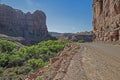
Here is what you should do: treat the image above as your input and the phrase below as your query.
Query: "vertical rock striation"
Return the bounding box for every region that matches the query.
[0,4,50,44]
[93,0,120,42]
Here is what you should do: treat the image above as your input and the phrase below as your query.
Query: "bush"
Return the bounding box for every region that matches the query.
[78,39,85,43]
[36,76,42,80]
[27,59,45,69]
[0,67,4,74]
[0,53,9,67]
[0,40,18,54]
[15,67,31,75]
[8,55,24,67]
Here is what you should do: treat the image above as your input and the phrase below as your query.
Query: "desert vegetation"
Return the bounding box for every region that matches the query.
[78,39,85,43]
[0,40,67,79]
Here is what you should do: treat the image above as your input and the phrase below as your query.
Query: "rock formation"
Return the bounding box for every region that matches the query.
[0,4,52,45]
[93,0,120,42]
[59,32,93,42]
[71,32,93,42]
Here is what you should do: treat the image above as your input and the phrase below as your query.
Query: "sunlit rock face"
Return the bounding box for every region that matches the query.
[93,0,120,42]
[0,4,48,43]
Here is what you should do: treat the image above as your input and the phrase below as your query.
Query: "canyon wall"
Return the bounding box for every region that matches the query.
[0,4,49,44]
[93,0,120,42]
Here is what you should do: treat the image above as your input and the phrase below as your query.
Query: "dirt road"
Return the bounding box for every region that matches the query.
[80,43,120,80]
[58,43,120,80]
[26,43,120,80]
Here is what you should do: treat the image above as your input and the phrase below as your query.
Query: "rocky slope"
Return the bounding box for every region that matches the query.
[93,0,120,42]
[0,34,27,46]
[0,4,52,45]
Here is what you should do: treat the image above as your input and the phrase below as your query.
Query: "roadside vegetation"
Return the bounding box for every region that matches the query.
[0,40,67,80]
[78,39,85,43]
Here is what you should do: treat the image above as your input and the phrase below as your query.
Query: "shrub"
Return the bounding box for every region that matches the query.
[8,55,24,67]
[0,67,4,74]
[0,40,18,53]
[15,67,31,75]
[78,39,85,43]
[27,59,45,69]
[36,76,42,80]
[0,53,9,67]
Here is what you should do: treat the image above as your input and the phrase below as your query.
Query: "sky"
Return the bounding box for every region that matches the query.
[1,0,93,33]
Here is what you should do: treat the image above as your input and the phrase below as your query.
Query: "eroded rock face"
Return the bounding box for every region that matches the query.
[93,0,120,42]
[0,4,49,44]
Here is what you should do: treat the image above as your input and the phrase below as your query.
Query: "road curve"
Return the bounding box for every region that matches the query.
[61,43,120,80]
[25,43,120,80]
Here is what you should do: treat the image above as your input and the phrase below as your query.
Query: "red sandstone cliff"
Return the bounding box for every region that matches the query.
[0,4,50,45]
[93,0,120,42]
